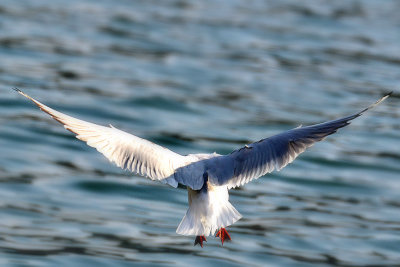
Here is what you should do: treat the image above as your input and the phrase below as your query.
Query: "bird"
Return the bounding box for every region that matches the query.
[14,88,391,247]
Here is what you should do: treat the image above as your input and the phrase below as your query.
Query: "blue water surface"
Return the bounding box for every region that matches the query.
[0,0,399,266]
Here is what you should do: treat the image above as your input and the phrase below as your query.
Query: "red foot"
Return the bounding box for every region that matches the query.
[194,235,207,248]
[216,227,231,246]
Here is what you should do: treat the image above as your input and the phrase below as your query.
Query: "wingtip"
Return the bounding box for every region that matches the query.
[13,87,27,97]
[377,91,393,104]
[357,91,392,116]
[12,87,22,93]
[12,87,36,102]
[385,91,393,97]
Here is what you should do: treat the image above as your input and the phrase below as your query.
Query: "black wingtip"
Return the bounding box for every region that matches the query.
[12,87,21,93]
[385,91,393,97]
[12,88,36,103]
[356,91,392,116]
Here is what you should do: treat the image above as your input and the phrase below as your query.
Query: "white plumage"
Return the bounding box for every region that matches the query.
[176,185,242,236]
[14,88,390,246]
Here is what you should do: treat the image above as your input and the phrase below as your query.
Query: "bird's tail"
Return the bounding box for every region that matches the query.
[176,188,242,236]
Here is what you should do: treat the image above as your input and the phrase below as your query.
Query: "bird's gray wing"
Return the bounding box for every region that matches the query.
[208,93,391,189]
[15,89,194,187]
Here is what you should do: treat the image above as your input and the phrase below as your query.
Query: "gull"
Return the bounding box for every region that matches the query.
[14,88,391,247]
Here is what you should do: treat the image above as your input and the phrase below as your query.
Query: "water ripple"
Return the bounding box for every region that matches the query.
[0,0,399,266]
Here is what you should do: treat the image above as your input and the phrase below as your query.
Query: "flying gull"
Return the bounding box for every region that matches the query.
[14,88,391,247]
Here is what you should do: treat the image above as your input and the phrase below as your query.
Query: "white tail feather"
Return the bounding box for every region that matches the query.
[176,186,242,236]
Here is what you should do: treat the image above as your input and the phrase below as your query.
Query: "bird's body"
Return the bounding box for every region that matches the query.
[14,88,391,247]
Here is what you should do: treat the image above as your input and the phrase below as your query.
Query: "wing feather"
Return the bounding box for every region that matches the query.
[208,93,391,189]
[15,89,192,187]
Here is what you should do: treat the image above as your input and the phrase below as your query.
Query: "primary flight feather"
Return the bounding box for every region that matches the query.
[14,88,391,247]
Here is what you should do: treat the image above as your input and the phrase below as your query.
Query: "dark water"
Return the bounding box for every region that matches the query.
[0,0,399,266]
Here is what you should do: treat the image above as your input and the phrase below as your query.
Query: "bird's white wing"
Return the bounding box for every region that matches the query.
[15,89,192,187]
[207,93,391,189]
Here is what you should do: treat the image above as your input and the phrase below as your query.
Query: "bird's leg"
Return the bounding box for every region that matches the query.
[194,235,207,248]
[216,227,231,246]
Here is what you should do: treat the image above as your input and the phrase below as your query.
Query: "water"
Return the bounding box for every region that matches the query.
[0,0,399,266]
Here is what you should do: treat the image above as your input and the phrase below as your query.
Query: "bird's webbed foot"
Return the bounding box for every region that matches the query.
[194,235,207,248]
[216,227,231,246]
